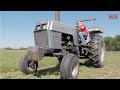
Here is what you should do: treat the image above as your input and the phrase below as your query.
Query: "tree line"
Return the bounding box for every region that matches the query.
[2,47,27,50]
[104,34,120,51]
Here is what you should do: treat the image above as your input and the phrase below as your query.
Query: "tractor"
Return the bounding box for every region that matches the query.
[19,11,106,79]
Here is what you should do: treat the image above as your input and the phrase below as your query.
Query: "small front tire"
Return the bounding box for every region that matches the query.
[60,53,80,79]
[19,55,38,75]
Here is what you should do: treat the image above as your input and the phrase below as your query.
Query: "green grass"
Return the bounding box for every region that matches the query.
[0,50,120,79]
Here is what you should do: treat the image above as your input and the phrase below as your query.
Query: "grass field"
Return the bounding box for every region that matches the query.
[0,49,120,79]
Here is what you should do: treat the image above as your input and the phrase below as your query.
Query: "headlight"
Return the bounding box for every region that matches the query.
[43,24,47,29]
[37,26,40,30]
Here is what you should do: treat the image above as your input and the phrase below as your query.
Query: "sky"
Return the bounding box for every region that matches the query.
[0,11,120,48]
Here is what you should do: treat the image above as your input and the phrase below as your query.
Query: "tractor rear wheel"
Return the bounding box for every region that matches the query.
[60,53,80,79]
[88,35,106,68]
[19,55,38,75]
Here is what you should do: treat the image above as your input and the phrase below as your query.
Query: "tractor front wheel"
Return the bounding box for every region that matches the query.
[60,53,80,79]
[19,55,38,75]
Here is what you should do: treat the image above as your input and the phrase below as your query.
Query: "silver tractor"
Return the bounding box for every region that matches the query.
[19,12,105,79]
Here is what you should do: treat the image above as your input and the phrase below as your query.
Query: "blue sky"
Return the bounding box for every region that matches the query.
[0,11,120,48]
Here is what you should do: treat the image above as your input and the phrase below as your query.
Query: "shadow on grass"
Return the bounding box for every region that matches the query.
[34,64,60,78]
[79,62,93,68]
[34,62,93,78]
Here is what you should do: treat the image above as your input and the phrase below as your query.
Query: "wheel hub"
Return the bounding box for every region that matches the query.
[72,61,79,78]
[28,61,36,70]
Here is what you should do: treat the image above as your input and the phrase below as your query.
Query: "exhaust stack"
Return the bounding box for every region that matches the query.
[55,11,60,22]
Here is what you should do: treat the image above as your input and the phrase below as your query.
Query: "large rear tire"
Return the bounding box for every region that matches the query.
[60,53,80,79]
[88,35,106,68]
[19,55,38,75]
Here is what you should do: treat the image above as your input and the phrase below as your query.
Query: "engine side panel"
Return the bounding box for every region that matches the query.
[51,31,62,49]
[48,20,78,46]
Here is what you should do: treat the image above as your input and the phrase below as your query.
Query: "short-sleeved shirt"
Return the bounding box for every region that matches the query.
[79,24,88,36]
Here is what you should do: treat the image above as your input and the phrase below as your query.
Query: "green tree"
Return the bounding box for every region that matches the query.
[104,35,120,51]
[114,35,120,42]
[104,37,114,51]
[114,35,120,51]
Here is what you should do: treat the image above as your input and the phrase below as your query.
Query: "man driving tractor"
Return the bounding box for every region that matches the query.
[77,20,88,44]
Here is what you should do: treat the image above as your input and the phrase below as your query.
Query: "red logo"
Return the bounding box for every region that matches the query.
[109,14,118,19]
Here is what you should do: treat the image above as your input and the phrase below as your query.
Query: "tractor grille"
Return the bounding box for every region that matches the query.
[34,30,48,48]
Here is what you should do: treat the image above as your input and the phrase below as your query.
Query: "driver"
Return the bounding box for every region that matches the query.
[77,21,88,44]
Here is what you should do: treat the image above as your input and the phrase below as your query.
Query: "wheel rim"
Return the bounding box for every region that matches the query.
[28,61,37,71]
[100,41,105,63]
[72,61,79,78]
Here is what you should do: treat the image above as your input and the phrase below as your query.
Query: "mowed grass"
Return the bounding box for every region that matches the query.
[0,49,120,79]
